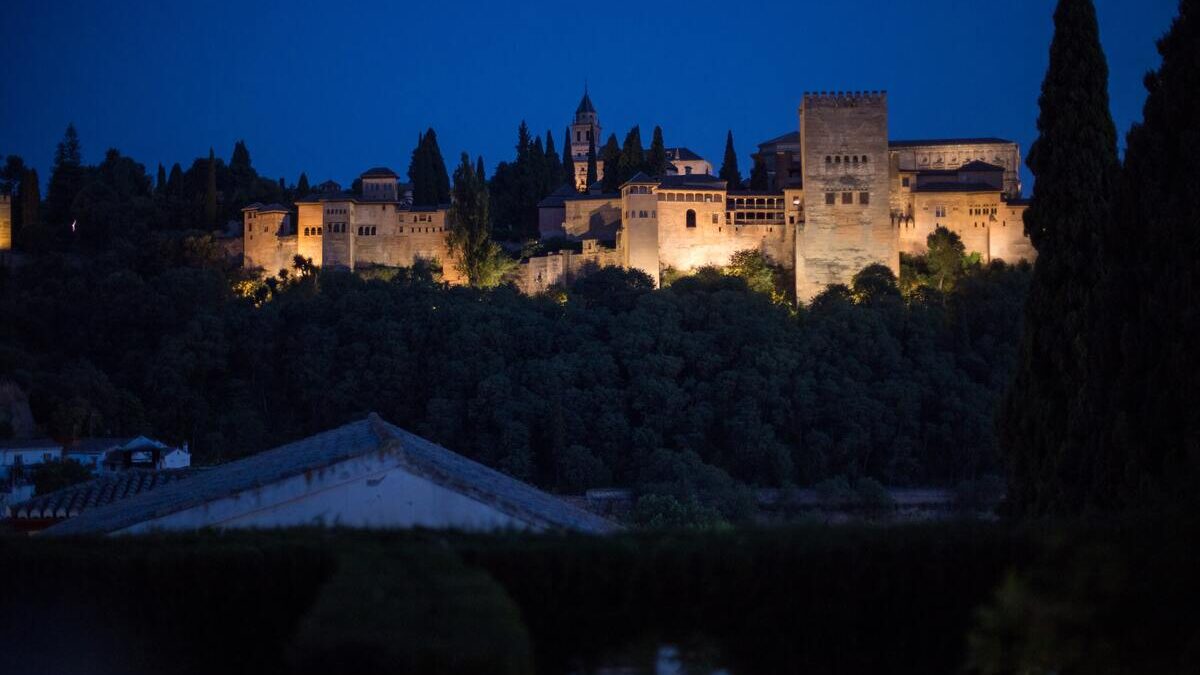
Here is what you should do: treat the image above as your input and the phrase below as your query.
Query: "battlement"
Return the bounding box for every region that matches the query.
[802,90,888,107]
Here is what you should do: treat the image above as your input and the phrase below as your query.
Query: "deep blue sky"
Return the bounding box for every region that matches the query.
[0,0,1179,196]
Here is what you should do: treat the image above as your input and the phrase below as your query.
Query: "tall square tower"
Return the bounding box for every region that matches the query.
[796,91,898,301]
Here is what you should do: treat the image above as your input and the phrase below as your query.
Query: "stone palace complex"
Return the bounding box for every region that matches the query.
[241,90,1035,301]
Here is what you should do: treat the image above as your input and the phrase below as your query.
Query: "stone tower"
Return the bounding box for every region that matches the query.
[796,91,897,301]
[242,203,293,273]
[570,87,603,190]
[0,193,11,251]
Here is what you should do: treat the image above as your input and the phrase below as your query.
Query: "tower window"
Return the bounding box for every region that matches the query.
[686,209,696,228]
[842,192,853,204]
[825,156,831,163]
[825,192,836,205]
[712,213,719,224]
[859,192,870,205]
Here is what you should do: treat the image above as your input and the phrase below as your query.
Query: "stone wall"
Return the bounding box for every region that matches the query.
[243,209,295,274]
[515,240,622,294]
[0,194,11,251]
[904,191,1035,264]
[797,91,897,301]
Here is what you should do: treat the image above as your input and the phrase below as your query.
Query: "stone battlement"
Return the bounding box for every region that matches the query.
[802,90,887,107]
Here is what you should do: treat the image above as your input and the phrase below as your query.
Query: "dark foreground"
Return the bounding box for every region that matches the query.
[1,517,1196,675]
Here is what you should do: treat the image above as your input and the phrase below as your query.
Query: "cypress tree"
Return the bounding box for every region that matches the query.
[424,128,451,205]
[998,0,1120,516]
[448,152,513,288]
[297,172,310,197]
[719,130,743,188]
[1099,0,1200,508]
[545,130,562,189]
[562,127,575,187]
[167,163,183,199]
[476,155,486,182]
[646,126,667,177]
[205,147,218,228]
[599,134,620,192]
[617,126,645,184]
[46,123,84,229]
[156,163,167,196]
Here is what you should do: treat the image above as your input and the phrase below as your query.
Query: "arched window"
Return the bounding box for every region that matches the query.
[357,226,363,235]
[686,209,696,228]
[303,228,309,236]
[835,156,841,164]
[825,156,832,163]
[852,156,859,163]
[370,226,377,235]
[862,155,869,163]
[317,227,322,235]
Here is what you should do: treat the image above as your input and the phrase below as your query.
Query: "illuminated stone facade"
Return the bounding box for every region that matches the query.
[242,167,463,283]
[544,90,1035,302]
[0,194,11,251]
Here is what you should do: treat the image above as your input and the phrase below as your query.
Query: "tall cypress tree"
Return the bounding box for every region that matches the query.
[46,123,84,229]
[617,126,645,184]
[476,155,486,182]
[599,134,620,192]
[1098,0,1200,509]
[155,163,167,197]
[545,130,562,189]
[719,130,743,188]
[167,163,183,199]
[424,128,451,205]
[562,127,575,187]
[296,172,310,197]
[998,0,1120,516]
[646,126,667,177]
[204,147,218,228]
[447,152,513,288]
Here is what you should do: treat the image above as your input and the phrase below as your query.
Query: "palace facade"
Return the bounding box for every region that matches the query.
[243,89,1035,301]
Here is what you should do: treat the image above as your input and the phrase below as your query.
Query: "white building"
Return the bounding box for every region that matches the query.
[46,414,616,536]
[64,436,190,473]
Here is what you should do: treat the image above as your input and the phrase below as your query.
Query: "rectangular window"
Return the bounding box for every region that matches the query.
[859,192,870,205]
[902,177,910,187]
[712,213,718,224]
[842,192,853,205]
[825,192,836,205]
[935,206,947,217]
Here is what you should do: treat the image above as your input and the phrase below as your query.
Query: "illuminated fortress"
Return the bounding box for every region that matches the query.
[243,90,1035,301]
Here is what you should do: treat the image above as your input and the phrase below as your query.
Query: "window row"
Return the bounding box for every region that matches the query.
[626,185,653,195]
[358,226,378,236]
[728,197,784,209]
[826,155,869,164]
[303,227,324,236]
[970,207,998,216]
[658,192,718,202]
[823,192,871,205]
[326,208,348,215]
[625,210,656,219]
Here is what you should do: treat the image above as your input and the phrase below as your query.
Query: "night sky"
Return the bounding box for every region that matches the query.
[0,0,1180,195]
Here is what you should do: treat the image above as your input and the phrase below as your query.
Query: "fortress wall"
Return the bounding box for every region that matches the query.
[243,211,295,273]
[296,203,324,265]
[798,91,896,301]
[563,197,621,240]
[0,195,11,251]
[622,188,661,286]
[989,204,1035,264]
